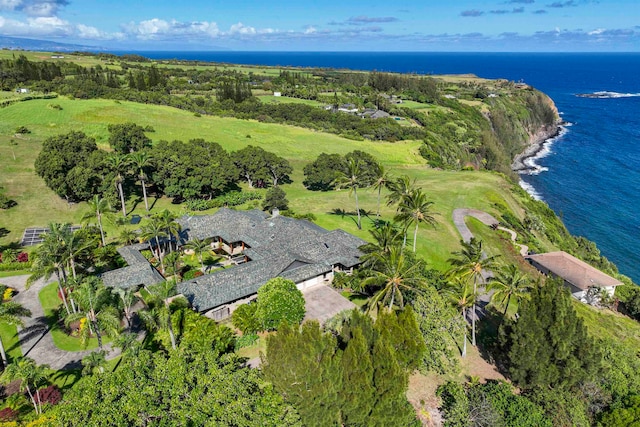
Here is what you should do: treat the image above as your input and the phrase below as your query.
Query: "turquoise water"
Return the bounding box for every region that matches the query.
[130,51,640,281]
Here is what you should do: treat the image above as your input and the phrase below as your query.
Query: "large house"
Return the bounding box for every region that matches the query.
[525,251,622,303]
[102,208,365,320]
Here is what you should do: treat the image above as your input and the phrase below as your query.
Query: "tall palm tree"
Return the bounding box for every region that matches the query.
[113,287,138,331]
[362,246,425,312]
[184,238,210,271]
[386,174,416,207]
[64,277,121,349]
[105,153,130,217]
[372,164,392,218]
[140,219,168,274]
[139,281,185,350]
[156,210,181,253]
[487,264,532,317]
[395,189,437,252]
[82,195,113,247]
[448,238,500,346]
[0,300,31,368]
[443,275,476,357]
[2,357,49,415]
[28,234,71,316]
[118,228,138,246]
[336,158,365,230]
[129,151,153,212]
[61,226,95,280]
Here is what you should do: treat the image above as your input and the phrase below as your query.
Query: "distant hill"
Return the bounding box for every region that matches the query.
[0,36,104,52]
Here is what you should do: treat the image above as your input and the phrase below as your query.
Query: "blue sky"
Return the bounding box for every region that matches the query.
[0,0,638,51]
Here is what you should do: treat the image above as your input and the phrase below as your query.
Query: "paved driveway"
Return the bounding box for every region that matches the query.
[302,284,356,324]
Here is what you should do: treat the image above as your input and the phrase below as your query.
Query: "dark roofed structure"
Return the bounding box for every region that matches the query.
[102,209,365,316]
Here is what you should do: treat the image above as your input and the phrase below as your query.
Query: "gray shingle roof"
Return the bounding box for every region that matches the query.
[101,243,164,289]
[103,208,365,312]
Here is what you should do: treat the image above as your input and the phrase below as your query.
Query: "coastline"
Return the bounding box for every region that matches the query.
[511,122,564,174]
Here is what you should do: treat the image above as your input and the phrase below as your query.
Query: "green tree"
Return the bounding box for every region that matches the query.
[262,186,289,212]
[335,158,366,230]
[113,287,138,331]
[81,350,107,376]
[448,238,500,346]
[262,321,342,427]
[139,281,185,350]
[155,209,181,253]
[231,145,272,188]
[341,328,374,426]
[487,264,532,317]
[231,303,261,334]
[386,174,416,207]
[255,278,305,331]
[65,277,121,349]
[372,164,392,217]
[184,238,210,271]
[108,122,151,154]
[303,153,346,191]
[362,246,425,312]
[2,357,49,415]
[598,394,640,427]
[395,188,437,252]
[443,275,476,357]
[104,153,130,217]
[504,279,600,391]
[128,150,153,212]
[140,218,168,274]
[82,195,113,247]
[0,299,31,367]
[264,150,293,186]
[359,221,403,262]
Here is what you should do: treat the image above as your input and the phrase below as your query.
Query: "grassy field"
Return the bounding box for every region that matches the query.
[575,301,640,347]
[257,95,324,107]
[0,96,531,270]
[0,322,22,362]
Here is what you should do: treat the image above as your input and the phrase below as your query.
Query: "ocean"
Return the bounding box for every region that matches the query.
[134,51,640,282]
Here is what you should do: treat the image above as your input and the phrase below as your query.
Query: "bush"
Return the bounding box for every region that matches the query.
[15,126,30,134]
[234,333,259,350]
[0,407,18,422]
[185,191,263,211]
[262,187,288,211]
[16,252,28,263]
[0,261,33,271]
[182,269,204,281]
[255,278,305,331]
[38,384,62,406]
[232,303,261,334]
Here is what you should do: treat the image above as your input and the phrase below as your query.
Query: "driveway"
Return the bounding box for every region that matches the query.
[302,284,356,324]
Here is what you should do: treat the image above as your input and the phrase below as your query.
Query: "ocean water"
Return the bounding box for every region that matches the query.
[133,51,640,282]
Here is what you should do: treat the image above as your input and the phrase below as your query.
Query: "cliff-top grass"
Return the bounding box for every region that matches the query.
[0,96,532,269]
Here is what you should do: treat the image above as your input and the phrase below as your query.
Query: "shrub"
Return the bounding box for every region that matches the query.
[0,407,18,422]
[16,252,28,263]
[0,261,33,271]
[234,333,259,350]
[38,384,62,406]
[185,191,263,211]
[15,126,30,134]
[232,303,261,334]
[255,278,305,330]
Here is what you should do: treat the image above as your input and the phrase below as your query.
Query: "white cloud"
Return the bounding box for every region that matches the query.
[229,22,256,35]
[122,18,221,40]
[0,14,123,39]
[0,0,69,17]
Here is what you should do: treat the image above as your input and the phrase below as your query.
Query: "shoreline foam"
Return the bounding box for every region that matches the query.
[512,121,567,175]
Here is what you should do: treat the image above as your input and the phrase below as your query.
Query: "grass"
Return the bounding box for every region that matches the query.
[341,291,369,307]
[236,334,267,360]
[574,301,640,347]
[0,96,531,270]
[0,322,22,362]
[257,95,324,107]
[38,282,107,352]
[0,270,31,278]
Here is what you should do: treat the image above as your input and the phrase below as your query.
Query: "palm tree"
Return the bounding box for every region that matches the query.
[0,300,31,368]
[82,195,113,247]
[113,287,138,331]
[140,219,168,274]
[129,151,153,212]
[448,238,500,346]
[362,246,425,312]
[487,264,532,317]
[156,210,181,253]
[336,158,365,230]
[386,174,416,207]
[105,153,130,217]
[372,164,392,218]
[118,228,138,246]
[61,226,95,280]
[64,277,121,349]
[443,276,476,357]
[81,350,107,376]
[28,233,71,316]
[184,238,210,271]
[139,281,185,350]
[395,189,437,252]
[2,357,49,415]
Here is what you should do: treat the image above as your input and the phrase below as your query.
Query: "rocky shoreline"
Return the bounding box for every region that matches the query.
[511,122,564,173]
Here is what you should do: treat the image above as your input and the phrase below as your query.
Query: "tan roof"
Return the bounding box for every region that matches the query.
[526,251,622,291]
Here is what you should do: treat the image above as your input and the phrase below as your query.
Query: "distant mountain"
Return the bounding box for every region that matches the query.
[0,36,104,52]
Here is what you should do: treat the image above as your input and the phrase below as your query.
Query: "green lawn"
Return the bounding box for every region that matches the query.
[257,95,324,107]
[341,291,369,308]
[0,270,31,278]
[0,97,532,270]
[574,301,640,347]
[0,321,22,362]
[38,282,107,351]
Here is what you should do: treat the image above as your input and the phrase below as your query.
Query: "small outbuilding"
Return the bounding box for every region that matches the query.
[525,251,622,303]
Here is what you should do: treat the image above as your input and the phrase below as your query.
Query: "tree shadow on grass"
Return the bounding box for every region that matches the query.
[328,208,375,228]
